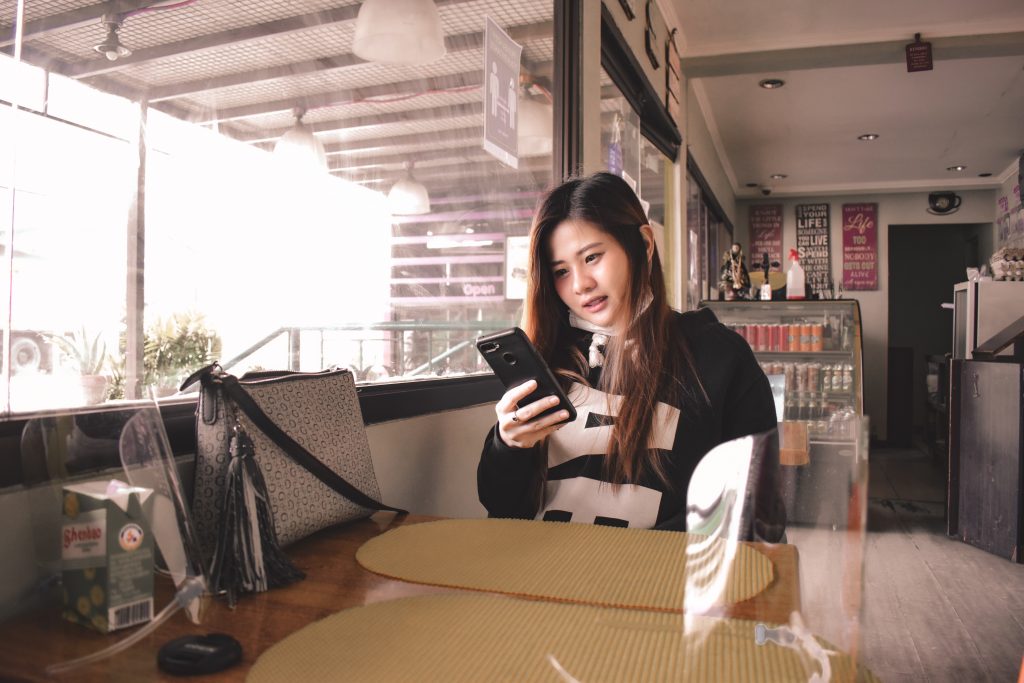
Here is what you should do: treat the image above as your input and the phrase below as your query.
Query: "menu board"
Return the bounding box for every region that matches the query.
[749,204,783,272]
[842,203,878,290]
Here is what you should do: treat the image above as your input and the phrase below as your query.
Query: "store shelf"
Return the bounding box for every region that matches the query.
[754,350,854,359]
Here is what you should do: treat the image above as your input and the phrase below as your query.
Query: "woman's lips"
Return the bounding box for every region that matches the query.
[583,296,607,312]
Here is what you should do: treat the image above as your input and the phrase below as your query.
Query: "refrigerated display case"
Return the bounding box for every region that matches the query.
[699,299,865,527]
[699,300,863,421]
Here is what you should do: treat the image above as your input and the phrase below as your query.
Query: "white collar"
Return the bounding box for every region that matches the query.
[568,311,614,367]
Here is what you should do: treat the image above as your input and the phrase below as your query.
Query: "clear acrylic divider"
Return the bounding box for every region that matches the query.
[676,414,871,681]
[16,406,210,674]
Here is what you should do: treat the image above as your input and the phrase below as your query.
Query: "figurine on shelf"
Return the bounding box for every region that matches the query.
[718,242,752,300]
[759,251,780,300]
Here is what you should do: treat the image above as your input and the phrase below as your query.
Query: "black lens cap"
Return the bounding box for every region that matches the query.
[157,633,243,676]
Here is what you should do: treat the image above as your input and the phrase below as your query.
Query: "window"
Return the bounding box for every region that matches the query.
[1,1,557,415]
[686,162,733,306]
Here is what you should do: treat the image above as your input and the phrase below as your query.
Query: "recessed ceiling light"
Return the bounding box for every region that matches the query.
[978,172,992,177]
[769,174,787,180]
[946,165,967,172]
[745,182,759,188]
[857,133,879,141]
[759,78,785,89]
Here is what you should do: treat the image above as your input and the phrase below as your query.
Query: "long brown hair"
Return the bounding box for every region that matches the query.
[522,172,705,487]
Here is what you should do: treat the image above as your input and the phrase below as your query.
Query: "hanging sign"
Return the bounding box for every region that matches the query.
[795,203,831,294]
[905,34,933,73]
[749,204,783,272]
[482,17,523,169]
[842,203,878,290]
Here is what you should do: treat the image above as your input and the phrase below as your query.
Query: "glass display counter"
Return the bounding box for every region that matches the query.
[701,300,866,529]
[699,300,864,426]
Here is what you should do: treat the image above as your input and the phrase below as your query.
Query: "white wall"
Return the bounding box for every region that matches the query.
[684,82,738,228]
[735,189,996,441]
[367,404,493,519]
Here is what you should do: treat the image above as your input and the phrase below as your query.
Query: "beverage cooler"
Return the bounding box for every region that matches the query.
[699,300,865,526]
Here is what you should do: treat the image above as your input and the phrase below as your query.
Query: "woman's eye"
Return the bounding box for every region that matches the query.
[553,268,568,279]
[584,253,602,264]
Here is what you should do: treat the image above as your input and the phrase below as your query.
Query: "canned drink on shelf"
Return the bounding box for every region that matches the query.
[745,324,757,348]
[811,323,824,352]
[784,363,796,392]
[796,363,808,392]
[757,324,770,352]
[787,324,800,351]
[769,324,783,351]
[807,362,820,392]
[800,323,813,352]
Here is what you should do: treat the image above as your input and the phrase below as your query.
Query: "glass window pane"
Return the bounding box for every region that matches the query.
[0,53,46,113]
[4,1,556,412]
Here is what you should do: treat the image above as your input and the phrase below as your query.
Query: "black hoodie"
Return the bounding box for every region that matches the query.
[477,307,782,534]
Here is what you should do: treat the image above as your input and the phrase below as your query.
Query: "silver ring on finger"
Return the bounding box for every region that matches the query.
[511,408,520,423]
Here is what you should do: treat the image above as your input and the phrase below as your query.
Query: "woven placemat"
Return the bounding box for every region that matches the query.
[355,518,773,611]
[248,594,877,682]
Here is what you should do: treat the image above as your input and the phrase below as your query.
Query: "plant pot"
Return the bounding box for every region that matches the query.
[79,375,109,405]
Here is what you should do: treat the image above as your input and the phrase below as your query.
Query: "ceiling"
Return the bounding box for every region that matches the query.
[4,0,1023,205]
[2,0,558,205]
[667,0,1024,198]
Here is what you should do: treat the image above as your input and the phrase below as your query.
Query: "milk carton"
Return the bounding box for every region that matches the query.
[61,480,155,633]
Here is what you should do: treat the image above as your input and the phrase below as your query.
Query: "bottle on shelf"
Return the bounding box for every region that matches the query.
[786,248,806,300]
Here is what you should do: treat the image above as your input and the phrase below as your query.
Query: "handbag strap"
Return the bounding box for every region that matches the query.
[217,373,407,515]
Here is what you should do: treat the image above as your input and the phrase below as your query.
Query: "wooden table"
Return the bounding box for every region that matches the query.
[0,514,800,682]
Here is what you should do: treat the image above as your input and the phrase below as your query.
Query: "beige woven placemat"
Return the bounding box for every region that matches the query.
[355,518,773,611]
[248,594,878,683]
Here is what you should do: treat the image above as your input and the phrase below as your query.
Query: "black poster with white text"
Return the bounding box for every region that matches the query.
[795,204,831,295]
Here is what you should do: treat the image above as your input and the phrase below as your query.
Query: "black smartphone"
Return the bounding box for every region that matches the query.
[476,327,577,423]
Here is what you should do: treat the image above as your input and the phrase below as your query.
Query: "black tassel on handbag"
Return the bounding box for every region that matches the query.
[209,421,305,607]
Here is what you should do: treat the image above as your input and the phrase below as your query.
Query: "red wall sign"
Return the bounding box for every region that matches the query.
[842,203,878,290]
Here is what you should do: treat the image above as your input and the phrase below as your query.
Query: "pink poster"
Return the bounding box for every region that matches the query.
[749,204,783,272]
[842,203,878,290]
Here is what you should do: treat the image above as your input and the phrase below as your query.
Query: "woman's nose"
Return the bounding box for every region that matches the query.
[573,270,595,293]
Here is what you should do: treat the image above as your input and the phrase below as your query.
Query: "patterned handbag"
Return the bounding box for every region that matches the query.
[185,365,405,604]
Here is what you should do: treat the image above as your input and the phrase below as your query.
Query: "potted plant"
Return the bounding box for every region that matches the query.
[46,329,109,404]
[108,311,222,399]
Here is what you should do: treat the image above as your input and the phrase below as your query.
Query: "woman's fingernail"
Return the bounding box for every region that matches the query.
[549,396,559,405]
[560,411,569,418]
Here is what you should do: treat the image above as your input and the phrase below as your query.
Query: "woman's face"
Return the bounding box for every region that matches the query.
[547,219,634,333]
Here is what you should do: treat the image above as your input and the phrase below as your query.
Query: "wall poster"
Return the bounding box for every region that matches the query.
[795,203,831,295]
[842,203,878,290]
[748,204,783,272]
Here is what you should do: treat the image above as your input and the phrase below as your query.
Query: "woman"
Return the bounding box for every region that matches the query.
[477,172,784,539]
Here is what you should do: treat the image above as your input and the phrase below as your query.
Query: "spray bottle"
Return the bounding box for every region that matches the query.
[786,248,806,300]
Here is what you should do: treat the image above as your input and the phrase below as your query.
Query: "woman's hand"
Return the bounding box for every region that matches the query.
[496,379,571,449]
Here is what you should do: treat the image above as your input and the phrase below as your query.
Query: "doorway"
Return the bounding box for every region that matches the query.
[887,224,982,447]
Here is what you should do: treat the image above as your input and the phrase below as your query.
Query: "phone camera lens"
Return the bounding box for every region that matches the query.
[502,352,517,365]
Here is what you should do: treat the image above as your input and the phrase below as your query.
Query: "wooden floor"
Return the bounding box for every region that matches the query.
[860,445,1024,682]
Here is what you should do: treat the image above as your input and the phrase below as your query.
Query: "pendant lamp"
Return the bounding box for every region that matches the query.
[388,163,431,215]
[274,109,328,172]
[93,14,132,61]
[352,0,447,65]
